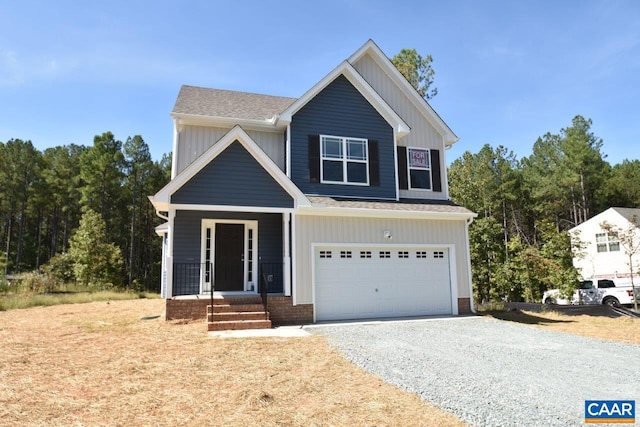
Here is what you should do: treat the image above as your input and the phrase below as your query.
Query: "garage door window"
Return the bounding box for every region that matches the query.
[434,251,444,258]
[379,251,390,258]
[416,251,427,258]
[340,251,353,258]
[319,250,332,258]
[360,251,372,258]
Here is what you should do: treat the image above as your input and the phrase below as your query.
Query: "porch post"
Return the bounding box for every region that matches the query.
[283,212,291,296]
[166,209,175,298]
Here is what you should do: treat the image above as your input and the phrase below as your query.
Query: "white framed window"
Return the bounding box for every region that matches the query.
[596,233,620,252]
[320,135,369,185]
[407,147,431,190]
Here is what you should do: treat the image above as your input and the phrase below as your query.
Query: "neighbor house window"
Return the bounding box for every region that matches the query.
[320,135,369,185]
[407,148,431,190]
[596,233,620,252]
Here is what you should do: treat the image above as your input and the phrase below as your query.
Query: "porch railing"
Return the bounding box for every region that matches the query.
[172,263,212,297]
[259,263,283,294]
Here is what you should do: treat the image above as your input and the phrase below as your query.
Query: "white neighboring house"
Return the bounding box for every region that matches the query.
[570,207,640,280]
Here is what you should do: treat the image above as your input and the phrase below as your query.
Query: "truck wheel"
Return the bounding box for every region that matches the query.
[544,297,555,305]
[603,297,620,307]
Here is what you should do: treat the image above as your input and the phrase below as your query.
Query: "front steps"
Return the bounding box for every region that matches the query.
[207,296,271,331]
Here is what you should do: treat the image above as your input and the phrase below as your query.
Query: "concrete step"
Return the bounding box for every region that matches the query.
[207,319,272,331]
[208,311,269,322]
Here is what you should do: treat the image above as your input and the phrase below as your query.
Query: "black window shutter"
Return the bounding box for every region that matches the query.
[368,140,379,186]
[431,149,442,192]
[308,135,320,183]
[397,146,408,190]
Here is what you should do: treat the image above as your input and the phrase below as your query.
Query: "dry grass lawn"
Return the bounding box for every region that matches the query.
[0,299,465,427]
[485,309,640,344]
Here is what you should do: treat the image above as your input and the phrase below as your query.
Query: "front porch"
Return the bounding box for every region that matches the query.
[165,262,313,329]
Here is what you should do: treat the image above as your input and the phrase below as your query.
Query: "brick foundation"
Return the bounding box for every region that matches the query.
[165,296,313,324]
[166,298,210,321]
[267,296,313,325]
[457,297,472,314]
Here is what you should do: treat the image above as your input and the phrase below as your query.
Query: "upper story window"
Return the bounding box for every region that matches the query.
[595,232,620,252]
[407,148,431,190]
[320,135,369,185]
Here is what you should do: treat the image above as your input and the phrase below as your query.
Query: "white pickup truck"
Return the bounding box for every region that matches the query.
[542,278,638,307]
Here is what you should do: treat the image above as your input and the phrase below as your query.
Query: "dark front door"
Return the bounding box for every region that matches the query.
[214,223,245,291]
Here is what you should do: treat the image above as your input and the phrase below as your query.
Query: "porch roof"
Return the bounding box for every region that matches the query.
[303,196,476,219]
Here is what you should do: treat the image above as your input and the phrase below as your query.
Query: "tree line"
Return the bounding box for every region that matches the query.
[449,115,640,303]
[0,132,170,290]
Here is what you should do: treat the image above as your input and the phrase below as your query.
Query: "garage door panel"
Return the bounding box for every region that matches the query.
[315,247,452,321]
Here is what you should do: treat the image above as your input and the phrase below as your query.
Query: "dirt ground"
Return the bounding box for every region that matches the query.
[0,299,465,427]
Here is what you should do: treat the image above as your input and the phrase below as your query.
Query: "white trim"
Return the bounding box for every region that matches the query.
[277,61,410,138]
[171,118,179,179]
[201,219,259,293]
[286,123,292,177]
[297,205,476,221]
[283,213,291,297]
[291,213,297,306]
[310,242,458,322]
[170,204,295,214]
[166,209,176,298]
[406,147,433,191]
[150,125,310,212]
[347,40,458,146]
[393,128,400,201]
[320,135,370,186]
[465,217,476,313]
[171,112,283,132]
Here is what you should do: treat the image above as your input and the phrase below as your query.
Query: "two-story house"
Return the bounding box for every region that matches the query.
[149,40,476,329]
[570,207,640,280]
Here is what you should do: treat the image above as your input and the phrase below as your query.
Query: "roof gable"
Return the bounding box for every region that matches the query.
[278,60,410,138]
[348,40,458,146]
[150,126,309,211]
[571,207,640,233]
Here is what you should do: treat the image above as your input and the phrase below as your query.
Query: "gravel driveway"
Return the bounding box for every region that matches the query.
[309,317,640,426]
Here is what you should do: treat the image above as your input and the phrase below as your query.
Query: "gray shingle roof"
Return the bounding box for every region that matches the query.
[306,196,475,215]
[612,207,640,225]
[172,85,297,121]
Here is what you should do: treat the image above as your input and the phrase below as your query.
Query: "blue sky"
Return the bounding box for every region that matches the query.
[1,0,638,166]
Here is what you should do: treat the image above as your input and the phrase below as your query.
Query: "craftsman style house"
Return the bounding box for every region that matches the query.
[149,40,476,329]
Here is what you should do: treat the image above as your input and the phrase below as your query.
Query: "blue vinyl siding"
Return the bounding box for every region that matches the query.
[290,75,395,199]
[173,210,282,264]
[171,141,293,208]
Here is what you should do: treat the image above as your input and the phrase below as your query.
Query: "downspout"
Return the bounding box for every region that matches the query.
[465,216,476,313]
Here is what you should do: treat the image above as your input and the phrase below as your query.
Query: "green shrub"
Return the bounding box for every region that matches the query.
[15,271,57,294]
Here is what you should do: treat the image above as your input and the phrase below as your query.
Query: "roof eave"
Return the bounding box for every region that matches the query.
[297,204,477,220]
[171,112,285,131]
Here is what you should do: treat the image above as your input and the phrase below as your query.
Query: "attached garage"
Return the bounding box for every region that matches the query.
[313,245,454,321]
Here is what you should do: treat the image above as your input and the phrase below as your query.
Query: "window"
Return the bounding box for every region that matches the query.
[379,251,390,258]
[596,233,620,252]
[434,251,444,259]
[319,251,332,258]
[340,251,352,258]
[416,251,427,258]
[398,251,409,258]
[407,148,431,190]
[320,135,369,185]
[360,251,372,258]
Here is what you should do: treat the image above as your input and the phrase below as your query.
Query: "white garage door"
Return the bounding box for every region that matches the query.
[314,246,452,321]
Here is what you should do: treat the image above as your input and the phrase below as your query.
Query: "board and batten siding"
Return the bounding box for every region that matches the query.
[352,54,449,200]
[175,125,285,174]
[173,210,283,264]
[171,141,293,208]
[290,75,396,199]
[293,215,471,304]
